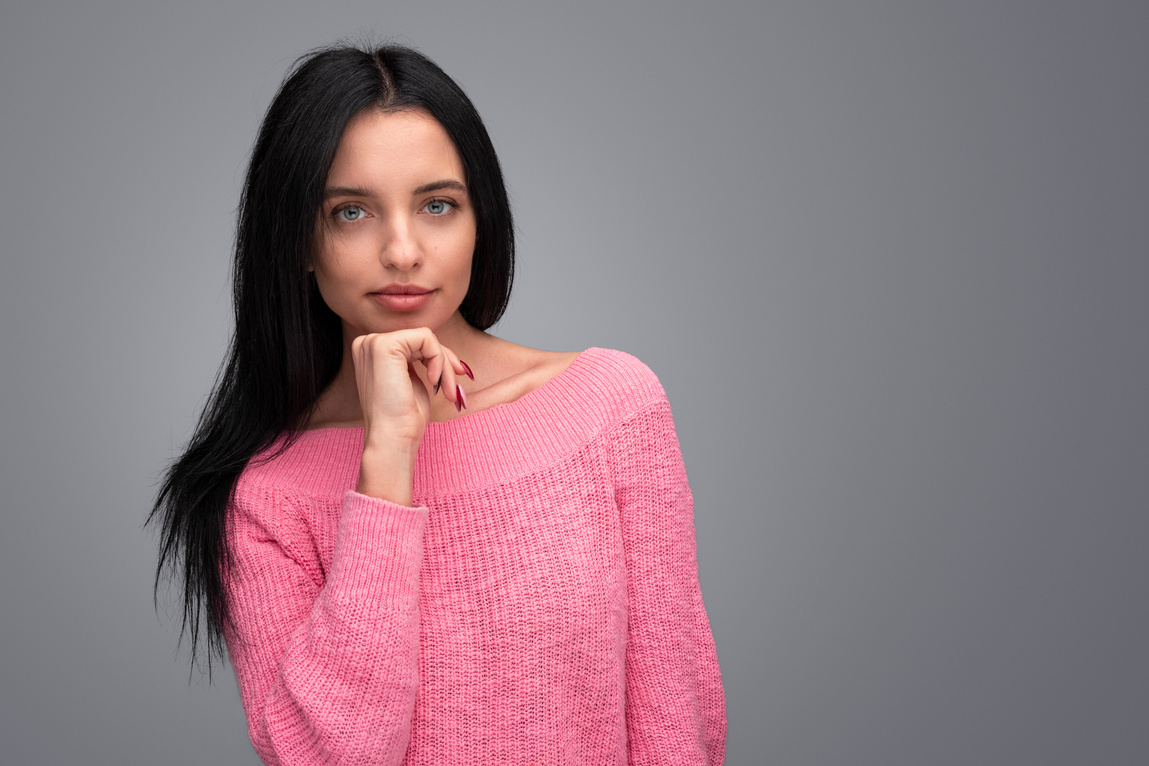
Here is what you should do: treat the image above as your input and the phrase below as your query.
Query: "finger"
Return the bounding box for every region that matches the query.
[422,351,444,396]
[435,346,469,408]
[365,328,464,407]
[437,350,460,405]
[403,329,456,402]
[438,346,474,382]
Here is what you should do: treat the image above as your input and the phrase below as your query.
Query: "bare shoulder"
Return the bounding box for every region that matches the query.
[464,339,582,413]
[521,346,583,380]
[477,336,580,380]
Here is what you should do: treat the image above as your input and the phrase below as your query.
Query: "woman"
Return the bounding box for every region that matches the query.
[152,43,725,765]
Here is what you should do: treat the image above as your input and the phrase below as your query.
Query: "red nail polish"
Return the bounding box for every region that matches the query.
[460,360,475,381]
[455,384,467,411]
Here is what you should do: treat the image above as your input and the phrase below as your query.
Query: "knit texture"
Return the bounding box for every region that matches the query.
[224,348,726,765]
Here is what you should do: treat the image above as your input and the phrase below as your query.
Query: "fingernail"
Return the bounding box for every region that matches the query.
[460,360,475,381]
[455,384,468,411]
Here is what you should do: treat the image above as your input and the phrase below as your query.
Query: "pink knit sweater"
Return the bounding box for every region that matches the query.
[224,348,726,765]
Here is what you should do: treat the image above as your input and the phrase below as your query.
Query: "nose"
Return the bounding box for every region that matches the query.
[381,216,422,271]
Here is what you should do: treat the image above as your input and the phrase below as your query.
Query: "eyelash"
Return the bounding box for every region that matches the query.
[329,198,457,223]
[332,204,366,223]
[422,198,456,216]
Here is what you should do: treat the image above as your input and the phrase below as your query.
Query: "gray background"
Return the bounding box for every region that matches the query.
[1,1,1146,764]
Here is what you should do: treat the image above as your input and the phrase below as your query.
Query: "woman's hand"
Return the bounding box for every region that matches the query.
[351,327,467,504]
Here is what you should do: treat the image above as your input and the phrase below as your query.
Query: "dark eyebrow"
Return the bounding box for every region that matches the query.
[324,186,372,200]
[412,179,468,195]
[323,180,468,200]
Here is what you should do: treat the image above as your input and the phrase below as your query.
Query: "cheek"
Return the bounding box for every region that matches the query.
[452,244,475,295]
[453,221,478,285]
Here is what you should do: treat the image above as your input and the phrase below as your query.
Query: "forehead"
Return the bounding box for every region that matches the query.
[326,108,465,187]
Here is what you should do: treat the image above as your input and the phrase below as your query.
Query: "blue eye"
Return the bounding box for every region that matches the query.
[335,205,365,222]
[425,199,451,215]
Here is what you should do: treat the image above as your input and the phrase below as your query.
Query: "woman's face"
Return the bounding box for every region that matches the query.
[312,108,476,341]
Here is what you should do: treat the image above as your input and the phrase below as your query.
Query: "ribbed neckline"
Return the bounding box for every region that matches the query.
[283,347,633,496]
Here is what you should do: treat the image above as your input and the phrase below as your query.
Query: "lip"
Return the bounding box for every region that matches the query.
[370,284,434,311]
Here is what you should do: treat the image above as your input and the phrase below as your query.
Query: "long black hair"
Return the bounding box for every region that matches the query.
[149,43,514,669]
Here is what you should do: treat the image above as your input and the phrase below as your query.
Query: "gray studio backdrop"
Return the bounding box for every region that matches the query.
[2,1,1146,764]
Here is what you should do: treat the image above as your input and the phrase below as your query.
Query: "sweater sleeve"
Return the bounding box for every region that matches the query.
[223,488,426,765]
[610,396,727,765]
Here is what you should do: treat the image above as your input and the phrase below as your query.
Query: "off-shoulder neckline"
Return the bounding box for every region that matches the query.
[295,347,598,437]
